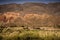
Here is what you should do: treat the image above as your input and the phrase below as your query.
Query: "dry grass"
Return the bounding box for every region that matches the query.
[0,27,60,40]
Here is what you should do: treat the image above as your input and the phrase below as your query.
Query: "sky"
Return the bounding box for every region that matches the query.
[0,0,60,4]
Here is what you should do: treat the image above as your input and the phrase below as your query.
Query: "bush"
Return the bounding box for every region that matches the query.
[56,24,60,28]
[3,31,20,40]
[1,30,60,40]
[19,31,43,40]
[43,34,60,40]
[0,35,3,40]
[0,21,4,33]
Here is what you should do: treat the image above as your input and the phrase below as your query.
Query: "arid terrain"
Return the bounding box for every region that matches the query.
[0,2,60,40]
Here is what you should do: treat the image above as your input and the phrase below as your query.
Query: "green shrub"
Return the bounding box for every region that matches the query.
[0,21,5,33]
[1,30,60,40]
[3,31,20,40]
[43,34,60,40]
[56,24,60,28]
[0,35,3,40]
[19,31,43,40]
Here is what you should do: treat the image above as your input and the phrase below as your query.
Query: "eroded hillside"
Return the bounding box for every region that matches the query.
[0,2,60,29]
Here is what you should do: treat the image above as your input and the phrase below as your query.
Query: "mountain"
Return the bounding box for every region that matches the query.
[0,3,23,13]
[0,2,60,15]
[0,2,60,28]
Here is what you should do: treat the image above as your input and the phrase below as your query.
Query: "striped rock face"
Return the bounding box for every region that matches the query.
[0,14,7,22]
[3,12,21,23]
